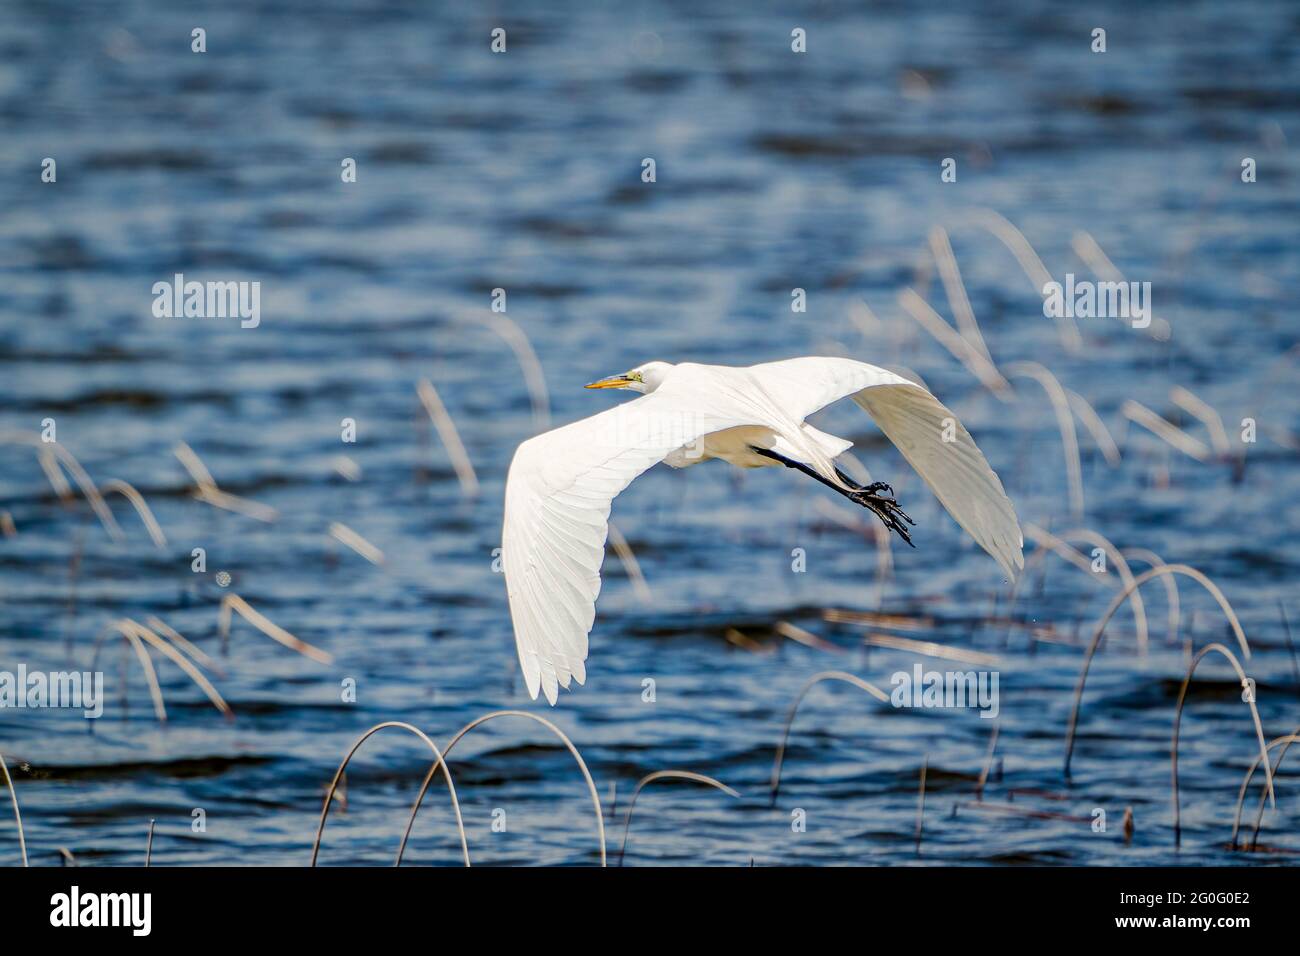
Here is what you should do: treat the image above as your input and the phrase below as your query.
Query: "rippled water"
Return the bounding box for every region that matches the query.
[0,0,1297,866]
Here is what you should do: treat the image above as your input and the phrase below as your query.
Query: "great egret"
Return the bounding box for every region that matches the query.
[503,357,1022,704]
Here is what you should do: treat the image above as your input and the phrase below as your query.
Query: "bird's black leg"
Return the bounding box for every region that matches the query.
[752,447,916,547]
[835,469,893,499]
[752,447,852,497]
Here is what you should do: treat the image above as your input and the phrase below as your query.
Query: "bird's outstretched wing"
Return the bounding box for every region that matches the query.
[503,389,754,704]
[749,356,1023,579]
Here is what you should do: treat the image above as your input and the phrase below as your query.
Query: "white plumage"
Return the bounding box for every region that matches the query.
[502,357,1022,704]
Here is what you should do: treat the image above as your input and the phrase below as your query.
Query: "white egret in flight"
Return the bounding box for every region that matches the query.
[503,357,1022,704]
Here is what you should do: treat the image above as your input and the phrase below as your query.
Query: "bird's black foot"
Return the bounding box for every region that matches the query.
[830,467,915,545]
[851,487,916,547]
[749,447,919,547]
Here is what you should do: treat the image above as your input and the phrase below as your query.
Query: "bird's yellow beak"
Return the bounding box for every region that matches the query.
[584,374,634,390]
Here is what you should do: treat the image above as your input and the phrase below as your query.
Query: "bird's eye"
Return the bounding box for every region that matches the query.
[629,371,644,383]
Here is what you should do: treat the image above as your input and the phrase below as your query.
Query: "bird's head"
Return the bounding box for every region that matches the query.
[584,361,673,394]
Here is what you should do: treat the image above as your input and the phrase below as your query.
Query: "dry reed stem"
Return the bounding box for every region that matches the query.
[929,226,995,364]
[1171,643,1274,846]
[915,754,928,854]
[416,379,480,498]
[1070,232,1171,340]
[331,455,361,481]
[769,671,889,802]
[0,753,27,866]
[1121,400,1213,463]
[1247,741,1295,848]
[1003,362,1085,517]
[1229,731,1300,850]
[99,479,167,548]
[970,209,1083,351]
[860,632,999,667]
[0,431,123,541]
[121,620,230,717]
[194,486,279,522]
[775,621,843,653]
[396,710,607,867]
[172,441,217,490]
[1170,386,1231,456]
[116,622,167,721]
[49,449,122,538]
[145,819,154,866]
[823,609,933,632]
[1265,426,1300,452]
[1064,390,1121,466]
[724,628,773,654]
[1120,548,1180,645]
[484,313,551,430]
[327,521,386,566]
[846,298,885,345]
[1064,565,1255,778]
[971,210,1053,288]
[219,594,333,664]
[38,447,73,500]
[1025,525,1149,655]
[0,511,16,538]
[173,441,278,522]
[311,721,469,867]
[145,615,222,674]
[898,289,1012,399]
[616,770,740,866]
[606,521,652,604]
[976,724,1000,800]
[1023,528,1096,576]
[1123,548,1185,647]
